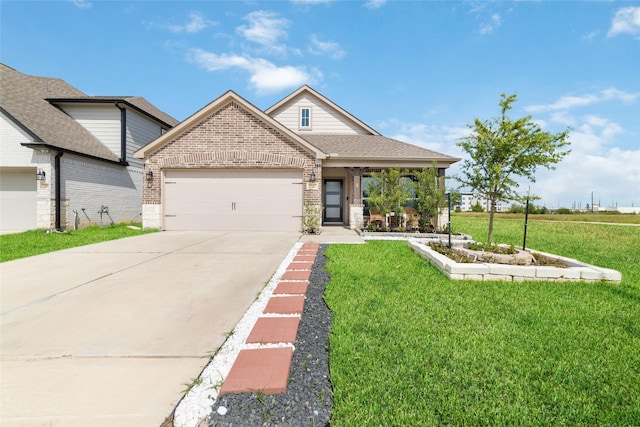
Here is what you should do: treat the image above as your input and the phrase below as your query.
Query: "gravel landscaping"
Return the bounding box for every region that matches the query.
[207,244,332,426]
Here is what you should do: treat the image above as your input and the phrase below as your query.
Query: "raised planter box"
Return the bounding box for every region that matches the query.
[409,240,622,283]
[358,230,472,242]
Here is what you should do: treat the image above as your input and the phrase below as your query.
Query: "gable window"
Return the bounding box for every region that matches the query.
[299,107,311,129]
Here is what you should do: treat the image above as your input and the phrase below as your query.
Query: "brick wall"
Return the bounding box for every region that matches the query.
[143,101,320,207]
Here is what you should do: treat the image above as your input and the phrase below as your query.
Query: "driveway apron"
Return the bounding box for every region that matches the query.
[0,231,300,427]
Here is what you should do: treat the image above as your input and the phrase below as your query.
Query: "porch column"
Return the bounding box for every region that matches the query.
[349,168,364,229]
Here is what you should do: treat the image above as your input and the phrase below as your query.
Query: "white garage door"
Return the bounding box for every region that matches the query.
[0,169,37,233]
[164,169,303,231]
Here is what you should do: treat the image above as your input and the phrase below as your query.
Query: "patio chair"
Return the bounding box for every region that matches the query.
[404,207,421,232]
[368,210,385,229]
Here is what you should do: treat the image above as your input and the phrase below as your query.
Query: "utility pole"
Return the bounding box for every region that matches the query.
[591,191,594,213]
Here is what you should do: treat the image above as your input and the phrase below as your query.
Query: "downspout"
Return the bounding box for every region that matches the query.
[114,101,127,162]
[55,151,64,231]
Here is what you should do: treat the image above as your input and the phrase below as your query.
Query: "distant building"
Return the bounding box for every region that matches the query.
[455,192,508,212]
[593,204,640,214]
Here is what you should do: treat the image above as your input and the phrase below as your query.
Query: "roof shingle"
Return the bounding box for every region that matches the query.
[0,64,178,162]
[1,64,121,162]
[301,134,460,162]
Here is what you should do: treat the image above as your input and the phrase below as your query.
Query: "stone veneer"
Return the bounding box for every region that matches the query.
[409,240,622,283]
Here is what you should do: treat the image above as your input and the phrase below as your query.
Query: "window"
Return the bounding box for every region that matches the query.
[361,174,416,216]
[300,107,311,129]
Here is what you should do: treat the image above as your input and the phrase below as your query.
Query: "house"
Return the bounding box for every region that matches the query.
[134,85,460,231]
[0,64,178,233]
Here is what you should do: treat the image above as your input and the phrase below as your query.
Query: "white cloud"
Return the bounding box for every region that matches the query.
[169,11,217,34]
[309,34,345,59]
[188,50,251,71]
[582,31,599,41]
[600,88,639,103]
[532,147,640,208]
[386,120,470,159]
[70,0,91,8]
[364,0,387,9]
[188,48,317,94]
[479,13,501,35]
[550,111,575,126]
[608,6,640,37]
[526,88,639,113]
[383,108,639,207]
[237,11,289,46]
[583,114,624,139]
[521,109,637,207]
[249,60,316,93]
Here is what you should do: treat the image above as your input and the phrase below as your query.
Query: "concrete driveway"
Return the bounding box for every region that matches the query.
[0,231,300,427]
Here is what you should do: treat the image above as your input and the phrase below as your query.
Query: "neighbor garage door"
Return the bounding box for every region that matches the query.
[0,169,37,233]
[163,169,303,231]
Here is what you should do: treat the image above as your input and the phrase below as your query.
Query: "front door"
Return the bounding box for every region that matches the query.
[323,179,343,223]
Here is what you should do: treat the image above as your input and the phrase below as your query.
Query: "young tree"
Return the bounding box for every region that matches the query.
[413,162,447,230]
[457,93,570,244]
[367,168,411,220]
[471,201,485,212]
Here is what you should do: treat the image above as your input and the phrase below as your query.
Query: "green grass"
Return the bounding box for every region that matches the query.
[453,211,640,225]
[0,224,157,262]
[325,218,640,426]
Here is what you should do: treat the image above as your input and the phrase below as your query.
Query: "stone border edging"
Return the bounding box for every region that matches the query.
[408,240,622,283]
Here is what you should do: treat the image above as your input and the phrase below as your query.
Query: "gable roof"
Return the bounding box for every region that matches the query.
[302,134,459,161]
[0,63,121,162]
[47,96,178,128]
[265,85,380,136]
[134,90,325,160]
[0,64,178,163]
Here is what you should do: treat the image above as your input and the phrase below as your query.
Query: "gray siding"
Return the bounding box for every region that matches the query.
[61,104,121,157]
[126,109,163,167]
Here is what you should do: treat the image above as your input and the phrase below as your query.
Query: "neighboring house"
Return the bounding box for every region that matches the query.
[134,85,460,232]
[0,64,178,233]
[455,192,508,212]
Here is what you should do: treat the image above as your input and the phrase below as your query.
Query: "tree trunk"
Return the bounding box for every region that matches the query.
[487,198,496,245]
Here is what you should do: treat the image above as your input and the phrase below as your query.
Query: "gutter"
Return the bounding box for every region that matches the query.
[55,150,64,231]
[46,98,176,129]
[22,143,127,166]
[114,101,127,163]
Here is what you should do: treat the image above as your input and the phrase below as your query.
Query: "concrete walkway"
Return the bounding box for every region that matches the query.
[0,231,299,427]
[299,226,364,244]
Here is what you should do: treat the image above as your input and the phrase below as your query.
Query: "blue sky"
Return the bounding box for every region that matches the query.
[2,0,639,208]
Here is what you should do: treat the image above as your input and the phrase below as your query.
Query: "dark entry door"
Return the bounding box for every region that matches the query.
[324,179,343,223]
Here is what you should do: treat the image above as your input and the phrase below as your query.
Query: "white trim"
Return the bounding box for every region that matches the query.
[134,91,325,160]
[299,106,312,130]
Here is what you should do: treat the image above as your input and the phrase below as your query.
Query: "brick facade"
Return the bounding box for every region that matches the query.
[143,101,321,208]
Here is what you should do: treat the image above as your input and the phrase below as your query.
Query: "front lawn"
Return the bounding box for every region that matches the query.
[325,219,640,426]
[0,224,157,262]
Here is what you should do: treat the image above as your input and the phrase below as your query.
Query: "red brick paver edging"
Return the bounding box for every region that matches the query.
[220,243,318,395]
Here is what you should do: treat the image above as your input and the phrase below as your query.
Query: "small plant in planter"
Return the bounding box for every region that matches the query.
[467,241,517,255]
[303,204,322,234]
